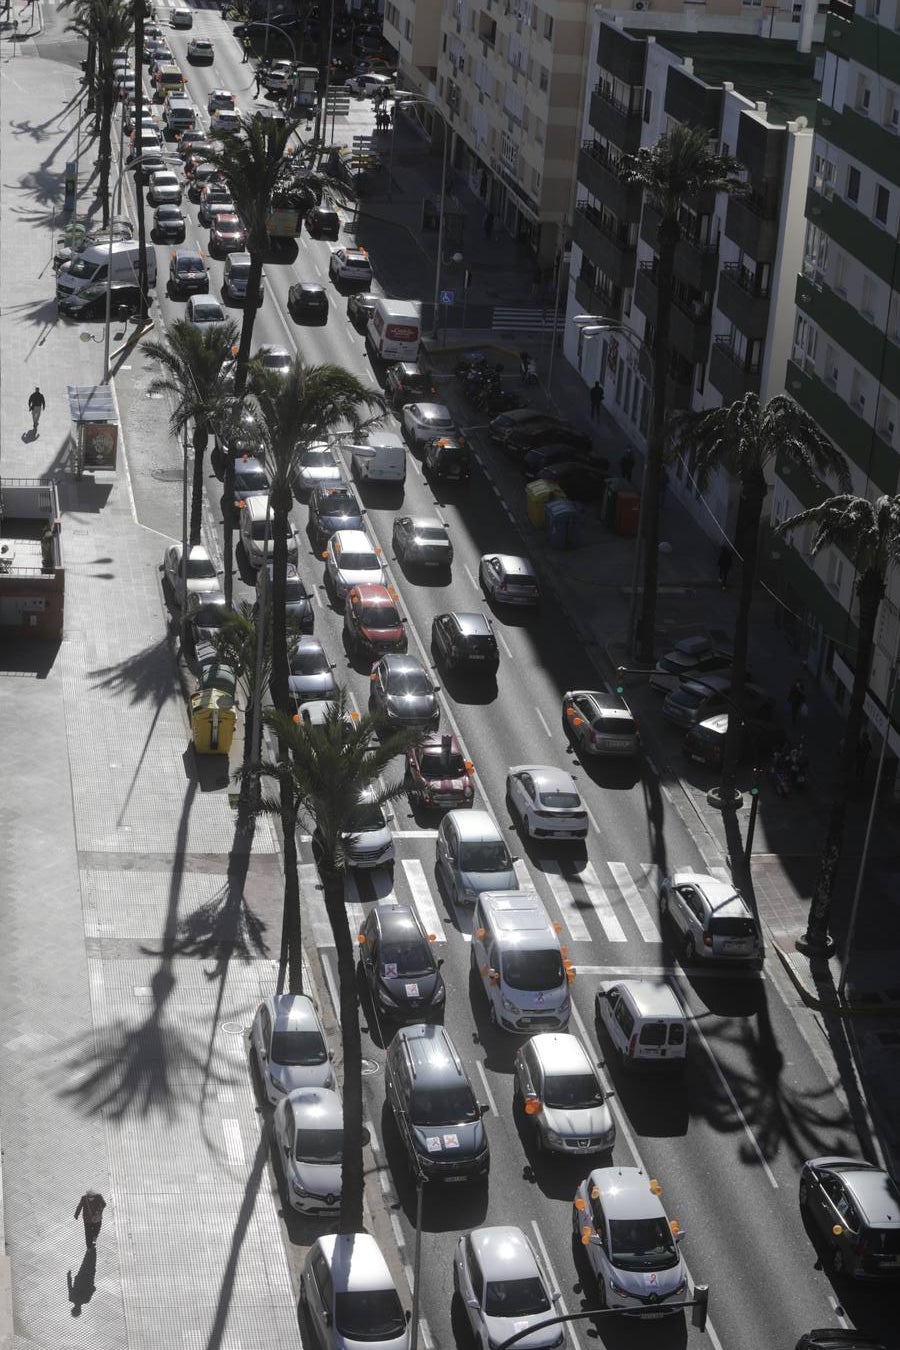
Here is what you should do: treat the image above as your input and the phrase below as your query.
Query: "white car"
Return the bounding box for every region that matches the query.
[210,107,241,135]
[162,543,219,601]
[572,1166,687,1314]
[659,870,764,963]
[250,993,334,1106]
[323,528,385,604]
[147,170,182,206]
[328,246,373,286]
[340,787,394,869]
[296,442,342,495]
[505,765,589,841]
[273,1087,343,1215]
[513,1032,615,1156]
[185,295,227,332]
[401,402,456,449]
[454,1227,562,1350]
[207,88,235,113]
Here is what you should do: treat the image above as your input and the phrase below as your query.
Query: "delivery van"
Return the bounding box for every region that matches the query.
[56,241,157,300]
[350,430,406,485]
[471,889,572,1034]
[366,298,422,363]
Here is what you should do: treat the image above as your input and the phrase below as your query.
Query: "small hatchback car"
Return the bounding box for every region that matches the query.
[300,1234,410,1350]
[405,732,474,811]
[273,1087,343,1215]
[562,689,639,758]
[479,553,540,606]
[454,1227,563,1350]
[659,871,764,964]
[799,1158,900,1279]
[343,583,407,661]
[431,611,499,677]
[358,902,445,1022]
[250,993,334,1105]
[369,654,440,730]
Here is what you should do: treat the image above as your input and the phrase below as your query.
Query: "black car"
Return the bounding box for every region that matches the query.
[358,903,445,1022]
[306,203,340,239]
[423,436,471,482]
[542,460,608,502]
[489,409,567,446]
[308,481,365,550]
[255,563,315,634]
[683,711,784,768]
[799,1156,900,1279]
[288,281,329,324]
[152,203,187,243]
[504,422,592,460]
[431,611,499,676]
[384,1024,489,1183]
[347,290,378,331]
[369,654,440,730]
[523,443,602,479]
[385,361,435,410]
[169,249,209,296]
[187,593,230,648]
[58,283,143,321]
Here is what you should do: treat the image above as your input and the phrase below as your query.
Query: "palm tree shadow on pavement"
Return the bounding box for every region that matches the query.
[202,1133,269,1350]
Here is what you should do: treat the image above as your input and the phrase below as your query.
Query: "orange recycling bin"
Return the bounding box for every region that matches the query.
[615,489,640,536]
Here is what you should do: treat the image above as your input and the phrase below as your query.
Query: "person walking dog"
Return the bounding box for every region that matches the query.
[28,385,45,434]
[75,1190,106,1249]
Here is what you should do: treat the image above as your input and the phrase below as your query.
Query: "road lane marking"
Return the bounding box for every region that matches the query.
[463,562,478,591]
[401,859,446,942]
[529,1221,573,1343]
[609,861,662,942]
[575,964,763,980]
[496,627,512,659]
[687,1009,779,1189]
[539,855,591,942]
[475,1059,498,1116]
[320,952,341,1025]
[222,1119,245,1166]
[535,705,552,738]
[343,870,367,935]
[569,860,627,943]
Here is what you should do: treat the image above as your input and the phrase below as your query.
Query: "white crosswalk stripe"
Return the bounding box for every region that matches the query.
[609,862,662,943]
[569,860,627,943]
[343,871,367,937]
[539,856,591,943]
[401,859,446,943]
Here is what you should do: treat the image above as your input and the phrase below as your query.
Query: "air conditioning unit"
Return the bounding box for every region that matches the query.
[633,0,649,9]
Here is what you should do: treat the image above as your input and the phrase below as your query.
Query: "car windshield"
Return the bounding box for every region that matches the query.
[192,305,222,322]
[484,1277,550,1319]
[270,1029,326,1066]
[68,256,100,278]
[540,790,581,809]
[295,1127,342,1163]
[192,603,227,628]
[291,646,329,675]
[381,937,433,977]
[321,490,357,516]
[339,551,378,571]
[347,801,384,832]
[334,1290,406,1342]
[178,258,204,274]
[388,668,432,696]
[543,1070,603,1110]
[459,841,510,872]
[415,526,447,541]
[360,605,400,630]
[284,580,308,606]
[411,1083,478,1125]
[503,949,564,992]
[251,518,292,541]
[185,555,215,579]
[608,1218,678,1271]
[235,468,267,492]
[301,447,333,467]
[420,750,466,779]
[709,916,757,938]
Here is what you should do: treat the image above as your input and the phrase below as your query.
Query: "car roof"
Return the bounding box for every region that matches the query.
[374,902,427,941]
[350,582,393,605]
[380,653,425,675]
[294,281,325,293]
[815,1160,900,1225]
[235,455,266,473]
[566,688,630,714]
[446,611,492,637]
[242,494,272,520]
[448,808,501,841]
[418,731,462,755]
[606,978,685,1019]
[529,1033,593,1076]
[397,1023,464,1081]
[669,873,750,918]
[314,480,354,502]
[315,1233,394,1293]
[270,993,320,1035]
[481,891,550,937]
[174,249,205,264]
[681,674,732,696]
[332,529,375,552]
[288,1086,342,1129]
[484,554,536,576]
[404,516,447,531]
[510,764,578,795]
[470,1227,539,1282]
[586,1167,666,1220]
[395,362,425,377]
[410,403,451,418]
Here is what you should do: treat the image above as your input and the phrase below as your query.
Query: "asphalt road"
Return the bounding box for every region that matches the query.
[116,12,900,1350]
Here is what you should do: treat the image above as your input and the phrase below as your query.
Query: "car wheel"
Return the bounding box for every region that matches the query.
[595,1276,607,1310]
[831,1247,846,1277]
[488,1001,498,1028]
[798,1178,809,1209]
[452,1263,460,1295]
[683,933,696,963]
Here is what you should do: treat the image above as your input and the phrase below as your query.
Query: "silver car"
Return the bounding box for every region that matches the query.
[562,689,639,757]
[341,787,394,869]
[479,553,540,605]
[250,994,334,1105]
[323,528,386,604]
[300,1234,410,1350]
[273,1087,343,1215]
[506,765,588,841]
[296,442,342,496]
[572,1166,687,1314]
[454,1226,563,1350]
[401,402,456,449]
[659,871,763,964]
[435,809,517,905]
[392,515,453,569]
[514,1033,615,1156]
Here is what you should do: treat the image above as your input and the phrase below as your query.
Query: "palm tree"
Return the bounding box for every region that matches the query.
[63,0,134,224]
[249,357,385,714]
[673,394,849,821]
[777,494,900,953]
[258,696,423,1233]
[144,319,240,547]
[620,124,745,664]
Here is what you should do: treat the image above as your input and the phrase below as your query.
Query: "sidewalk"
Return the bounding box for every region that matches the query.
[0,33,301,1350]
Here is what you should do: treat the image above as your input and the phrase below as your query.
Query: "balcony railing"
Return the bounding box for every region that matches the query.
[592,84,640,118]
[575,199,631,248]
[720,261,769,299]
[580,139,628,179]
[637,263,710,323]
[713,335,760,374]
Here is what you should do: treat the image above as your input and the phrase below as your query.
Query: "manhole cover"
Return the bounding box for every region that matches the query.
[361,1058,381,1076]
[221,1021,248,1037]
[151,468,185,482]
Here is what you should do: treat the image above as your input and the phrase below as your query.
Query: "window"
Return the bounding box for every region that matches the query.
[823,344,839,389]
[884,89,899,130]
[877,396,896,444]
[643,88,652,123]
[539,65,548,92]
[875,183,890,224]
[826,549,844,596]
[544,12,553,39]
[855,74,872,115]
[846,165,861,202]
[833,250,847,295]
[850,368,867,414]
[861,274,876,320]
[404,18,413,40]
[890,292,900,339]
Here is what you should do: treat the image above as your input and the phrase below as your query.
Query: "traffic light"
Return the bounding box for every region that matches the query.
[691,1284,709,1332]
[615,683,625,695]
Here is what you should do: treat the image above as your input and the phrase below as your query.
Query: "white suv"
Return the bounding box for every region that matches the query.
[659,870,763,964]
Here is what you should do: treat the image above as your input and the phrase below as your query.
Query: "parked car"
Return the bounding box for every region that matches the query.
[250,993,334,1106]
[347,290,378,330]
[682,711,784,767]
[650,634,735,695]
[663,675,774,730]
[272,1087,343,1215]
[162,543,219,601]
[300,1235,409,1350]
[255,562,315,634]
[306,203,340,238]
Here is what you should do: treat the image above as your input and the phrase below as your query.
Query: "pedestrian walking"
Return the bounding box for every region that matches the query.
[856,728,872,785]
[717,542,733,588]
[483,210,494,240]
[242,36,251,62]
[620,448,635,483]
[253,68,262,96]
[590,380,604,421]
[786,679,806,725]
[28,385,45,434]
[519,350,530,384]
[74,1190,106,1249]
[219,0,228,16]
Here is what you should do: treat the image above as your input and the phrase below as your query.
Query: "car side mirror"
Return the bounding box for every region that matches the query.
[405,1310,412,1325]
[595,990,608,1002]
[328,1050,334,1060]
[466,1298,480,1310]
[550,1290,561,1304]
[323,1311,332,1327]
[479,1102,489,1117]
[437,958,444,969]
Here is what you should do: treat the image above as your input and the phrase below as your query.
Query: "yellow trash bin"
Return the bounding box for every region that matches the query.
[191,690,236,755]
[526,479,565,528]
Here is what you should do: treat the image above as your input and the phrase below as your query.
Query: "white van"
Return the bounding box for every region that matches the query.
[350,430,406,485]
[366,299,422,363]
[163,93,196,137]
[594,979,687,1070]
[56,241,157,299]
[471,890,572,1034]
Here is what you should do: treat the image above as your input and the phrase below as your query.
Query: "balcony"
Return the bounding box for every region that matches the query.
[785,359,896,491]
[576,142,642,220]
[574,273,624,323]
[572,201,637,290]
[724,193,779,261]
[709,337,761,403]
[716,264,771,342]
[588,85,643,154]
[634,264,711,366]
[640,203,719,292]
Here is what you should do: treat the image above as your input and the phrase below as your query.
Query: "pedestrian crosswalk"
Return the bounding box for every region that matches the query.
[301,853,688,952]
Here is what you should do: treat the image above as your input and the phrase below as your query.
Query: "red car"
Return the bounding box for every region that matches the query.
[405,732,474,810]
[342,583,407,662]
[209,212,247,254]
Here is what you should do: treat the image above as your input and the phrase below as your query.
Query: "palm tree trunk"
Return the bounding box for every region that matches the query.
[802,567,885,952]
[98,83,114,226]
[223,255,264,604]
[636,221,677,665]
[278,766,303,994]
[134,3,150,323]
[719,472,766,828]
[189,424,208,547]
[269,488,292,716]
[322,863,365,1234]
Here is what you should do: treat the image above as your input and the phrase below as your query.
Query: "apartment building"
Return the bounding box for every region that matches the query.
[777,0,900,760]
[563,13,820,537]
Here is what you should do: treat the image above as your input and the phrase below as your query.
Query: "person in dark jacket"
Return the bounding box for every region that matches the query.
[75,1191,106,1249]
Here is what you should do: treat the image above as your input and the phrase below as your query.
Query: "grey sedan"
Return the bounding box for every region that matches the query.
[392,516,453,569]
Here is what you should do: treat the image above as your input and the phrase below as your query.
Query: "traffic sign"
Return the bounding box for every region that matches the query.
[440,290,455,305]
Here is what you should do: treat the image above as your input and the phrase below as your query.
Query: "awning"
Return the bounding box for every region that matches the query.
[67,384,118,423]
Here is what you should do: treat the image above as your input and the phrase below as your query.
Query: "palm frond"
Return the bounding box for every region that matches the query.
[778,493,900,572]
